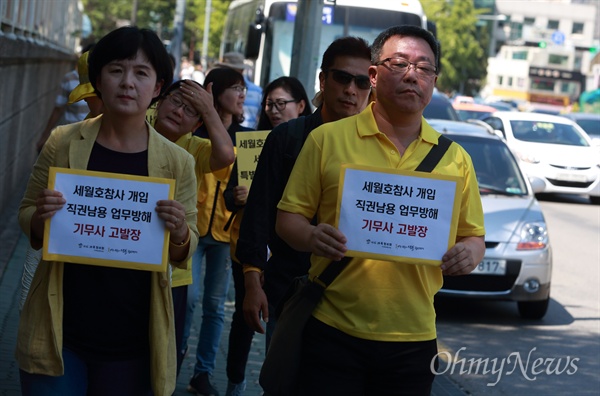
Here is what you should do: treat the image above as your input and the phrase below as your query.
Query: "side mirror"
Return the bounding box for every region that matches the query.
[528,176,546,194]
[493,129,505,140]
[245,23,263,59]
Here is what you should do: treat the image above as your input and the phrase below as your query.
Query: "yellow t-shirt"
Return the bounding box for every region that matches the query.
[278,103,485,342]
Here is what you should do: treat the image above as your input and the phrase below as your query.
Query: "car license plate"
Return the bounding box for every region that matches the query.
[472,259,506,275]
[555,172,588,183]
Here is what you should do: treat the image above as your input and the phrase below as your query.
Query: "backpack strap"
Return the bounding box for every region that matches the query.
[414,135,453,173]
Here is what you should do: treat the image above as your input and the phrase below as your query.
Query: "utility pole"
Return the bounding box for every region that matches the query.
[131,0,139,25]
[290,0,324,101]
[171,0,187,78]
[201,0,212,72]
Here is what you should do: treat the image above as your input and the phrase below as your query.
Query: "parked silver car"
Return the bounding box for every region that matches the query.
[429,119,553,319]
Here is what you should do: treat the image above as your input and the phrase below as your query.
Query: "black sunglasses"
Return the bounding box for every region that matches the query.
[327,69,371,90]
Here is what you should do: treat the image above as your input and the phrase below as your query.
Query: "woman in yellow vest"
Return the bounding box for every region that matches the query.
[152,78,235,375]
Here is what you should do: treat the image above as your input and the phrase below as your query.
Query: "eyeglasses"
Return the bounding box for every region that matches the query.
[228,85,248,95]
[265,99,298,112]
[167,94,199,118]
[327,69,371,90]
[375,57,437,78]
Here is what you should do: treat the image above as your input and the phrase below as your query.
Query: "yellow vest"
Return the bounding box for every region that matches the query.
[197,163,234,242]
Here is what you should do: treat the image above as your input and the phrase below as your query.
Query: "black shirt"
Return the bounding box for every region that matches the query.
[63,142,151,360]
[235,108,324,307]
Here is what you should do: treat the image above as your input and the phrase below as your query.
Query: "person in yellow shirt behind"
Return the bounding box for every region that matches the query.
[151,78,235,375]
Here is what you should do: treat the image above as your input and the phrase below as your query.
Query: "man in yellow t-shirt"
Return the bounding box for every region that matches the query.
[276,25,485,395]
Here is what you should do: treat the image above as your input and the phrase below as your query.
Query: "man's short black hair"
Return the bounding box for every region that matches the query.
[371,25,440,72]
[320,36,371,71]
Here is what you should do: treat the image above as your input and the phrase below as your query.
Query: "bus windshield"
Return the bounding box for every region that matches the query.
[222,0,429,96]
[262,2,424,90]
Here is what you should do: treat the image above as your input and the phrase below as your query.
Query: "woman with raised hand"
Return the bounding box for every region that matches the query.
[17,26,199,396]
[152,78,235,376]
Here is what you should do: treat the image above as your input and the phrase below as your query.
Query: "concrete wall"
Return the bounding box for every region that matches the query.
[0,36,77,222]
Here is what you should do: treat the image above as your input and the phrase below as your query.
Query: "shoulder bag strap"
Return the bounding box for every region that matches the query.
[414,135,453,173]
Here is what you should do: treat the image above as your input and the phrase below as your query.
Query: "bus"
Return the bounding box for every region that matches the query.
[221,0,433,95]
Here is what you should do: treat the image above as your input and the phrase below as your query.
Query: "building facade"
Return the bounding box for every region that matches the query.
[482,0,599,111]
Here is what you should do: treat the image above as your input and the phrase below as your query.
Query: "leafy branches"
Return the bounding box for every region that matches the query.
[423,0,489,95]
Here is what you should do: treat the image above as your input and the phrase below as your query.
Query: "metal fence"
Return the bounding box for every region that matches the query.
[1,0,83,52]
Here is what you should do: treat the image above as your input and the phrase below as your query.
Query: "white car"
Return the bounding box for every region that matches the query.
[560,112,600,147]
[481,112,600,204]
[428,119,552,320]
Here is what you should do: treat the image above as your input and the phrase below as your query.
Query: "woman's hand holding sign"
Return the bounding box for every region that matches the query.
[35,189,66,219]
[30,189,66,248]
[156,199,190,261]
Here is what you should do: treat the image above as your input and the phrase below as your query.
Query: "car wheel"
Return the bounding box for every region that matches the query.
[590,196,600,205]
[518,298,549,319]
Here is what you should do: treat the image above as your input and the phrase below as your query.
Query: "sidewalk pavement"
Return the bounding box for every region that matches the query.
[0,187,467,396]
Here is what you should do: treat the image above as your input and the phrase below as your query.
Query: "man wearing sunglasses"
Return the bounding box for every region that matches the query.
[227,36,372,392]
[276,25,485,395]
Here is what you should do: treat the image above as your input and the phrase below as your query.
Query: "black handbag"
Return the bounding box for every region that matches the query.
[258,135,454,395]
[259,257,351,396]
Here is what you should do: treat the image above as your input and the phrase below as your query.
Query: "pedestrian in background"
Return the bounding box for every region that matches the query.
[35,43,95,152]
[152,78,235,376]
[237,36,373,350]
[185,67,253,396]
[275,25,485,394]
[17,26,199,396]
[213,52,262,129]
[256,76,312,130]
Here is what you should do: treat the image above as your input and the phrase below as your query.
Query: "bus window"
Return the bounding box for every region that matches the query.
[223,0,430,94]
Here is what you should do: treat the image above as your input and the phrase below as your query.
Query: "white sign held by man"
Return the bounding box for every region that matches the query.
[336,164,463,266]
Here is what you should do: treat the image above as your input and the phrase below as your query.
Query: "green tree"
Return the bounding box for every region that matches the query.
[422,0,489,96]
[81,0,232,64]
[82,0,175,41]
[186,0,232,63]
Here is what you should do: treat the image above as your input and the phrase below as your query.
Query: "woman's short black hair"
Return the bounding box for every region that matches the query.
[88,26,173,106]
[203,67,245,125]
[257,76,312,130]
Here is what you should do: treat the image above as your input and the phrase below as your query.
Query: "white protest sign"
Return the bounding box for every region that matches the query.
[336,164,463,266]
[43,167,175,271]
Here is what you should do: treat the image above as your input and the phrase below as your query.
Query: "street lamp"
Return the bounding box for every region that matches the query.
[477,14,507,57]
